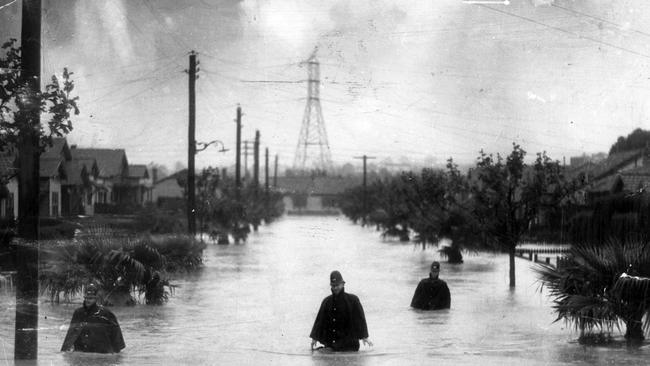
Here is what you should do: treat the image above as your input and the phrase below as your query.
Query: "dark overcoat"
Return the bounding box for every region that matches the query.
[410,277,451,310]
[61,303,125,353]
[310,289,369,351]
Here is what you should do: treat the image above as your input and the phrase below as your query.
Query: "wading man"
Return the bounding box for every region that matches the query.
[410,261,451,310]
[61,283,125,353]
[310,270,372,352]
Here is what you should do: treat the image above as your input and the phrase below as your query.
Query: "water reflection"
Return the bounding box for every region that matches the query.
[2,216,650,365]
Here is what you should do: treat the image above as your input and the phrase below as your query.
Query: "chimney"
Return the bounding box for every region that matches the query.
[152,167,158,183]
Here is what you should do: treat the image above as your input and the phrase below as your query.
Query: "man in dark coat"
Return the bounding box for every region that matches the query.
[410,261,451,310]
[61,284,125,353]
[310,270,372,352]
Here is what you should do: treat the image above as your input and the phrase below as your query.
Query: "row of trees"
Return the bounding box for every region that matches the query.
[341,142,650,342]
[340,144,571,287]
[194,166,284,244]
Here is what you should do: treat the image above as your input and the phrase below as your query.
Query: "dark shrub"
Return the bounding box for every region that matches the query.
[39,218,81,239]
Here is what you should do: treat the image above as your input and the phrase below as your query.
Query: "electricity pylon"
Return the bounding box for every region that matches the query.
[293,47,333,172]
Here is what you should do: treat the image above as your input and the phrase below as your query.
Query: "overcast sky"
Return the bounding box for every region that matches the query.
[1,0,649,170]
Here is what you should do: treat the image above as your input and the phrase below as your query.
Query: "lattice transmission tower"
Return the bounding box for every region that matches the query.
[293,48,333,172]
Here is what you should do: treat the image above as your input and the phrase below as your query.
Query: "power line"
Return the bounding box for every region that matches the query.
[240,79,306,84]
[81,57,183,105]
[72,54,186,80]
[0,0,17,11]
[550,3,650,39]
[91,72,185,114]
[478,4,650,60]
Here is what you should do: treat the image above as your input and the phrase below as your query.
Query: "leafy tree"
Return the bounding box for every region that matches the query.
[339,185,368,224]
[0,39,79,153]
[195,166,283,244]
[372,178,411,241]
[537,240,650,342]
[339,163,472,261]
[3,33,80,360]
[609,128,650,155]
[467,144,567,287]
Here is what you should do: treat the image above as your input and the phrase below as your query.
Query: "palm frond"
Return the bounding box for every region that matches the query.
[537,239,650,340]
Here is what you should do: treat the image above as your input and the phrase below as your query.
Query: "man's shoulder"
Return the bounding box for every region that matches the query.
[420,278,448,286]
[342,292,360,302]
[96,305,118,318]
[321,294,333,303]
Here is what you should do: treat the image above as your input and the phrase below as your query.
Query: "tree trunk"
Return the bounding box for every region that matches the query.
[509,246,516,287]
[625,314,645,342]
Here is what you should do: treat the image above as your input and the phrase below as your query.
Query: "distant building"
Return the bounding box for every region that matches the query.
[40,138,72,217]
[126,164,152,205]
[152,169,186,210]
[0,152,17,220]
[566,147,650,203]
[71,147,129,207]
[275,175,362,213]
[569,152,607,167]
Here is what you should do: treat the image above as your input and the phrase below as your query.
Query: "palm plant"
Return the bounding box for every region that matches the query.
[536,239,650,342]
[40,235,178,306]
[146,234,205,272]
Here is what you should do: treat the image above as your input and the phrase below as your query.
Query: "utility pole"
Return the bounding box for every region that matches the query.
[265,147,270,217]
[242,140,253,181]
[187,51,197,236]
[15,0,41,360]
[265,148,270,193]
[273,154,278,188]
[253,130,260,188]
[235,106,242,192]
[354,155,376,219]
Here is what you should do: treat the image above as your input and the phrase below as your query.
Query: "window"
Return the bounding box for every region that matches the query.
[51,191,59,217]
[6,192,14,218]
[98,190,107,204]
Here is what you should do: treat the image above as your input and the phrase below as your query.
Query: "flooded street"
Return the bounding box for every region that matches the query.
[2,215,650,365]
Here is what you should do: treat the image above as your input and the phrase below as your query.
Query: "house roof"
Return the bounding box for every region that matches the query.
[620,164,650,176]
[619,165,650,192]
[40,158,66,179]
[620,175,649,192]
[587,174,620,193]
[153,169,186,187]
[71,148,128,178]
[128,164,149,179]
[590,149,643,180]
[62,159,89,186]
[41,137,71,161]
[74,158,98,177]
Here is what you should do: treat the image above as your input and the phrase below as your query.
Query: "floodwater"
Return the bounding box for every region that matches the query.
[2,215,650,365]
